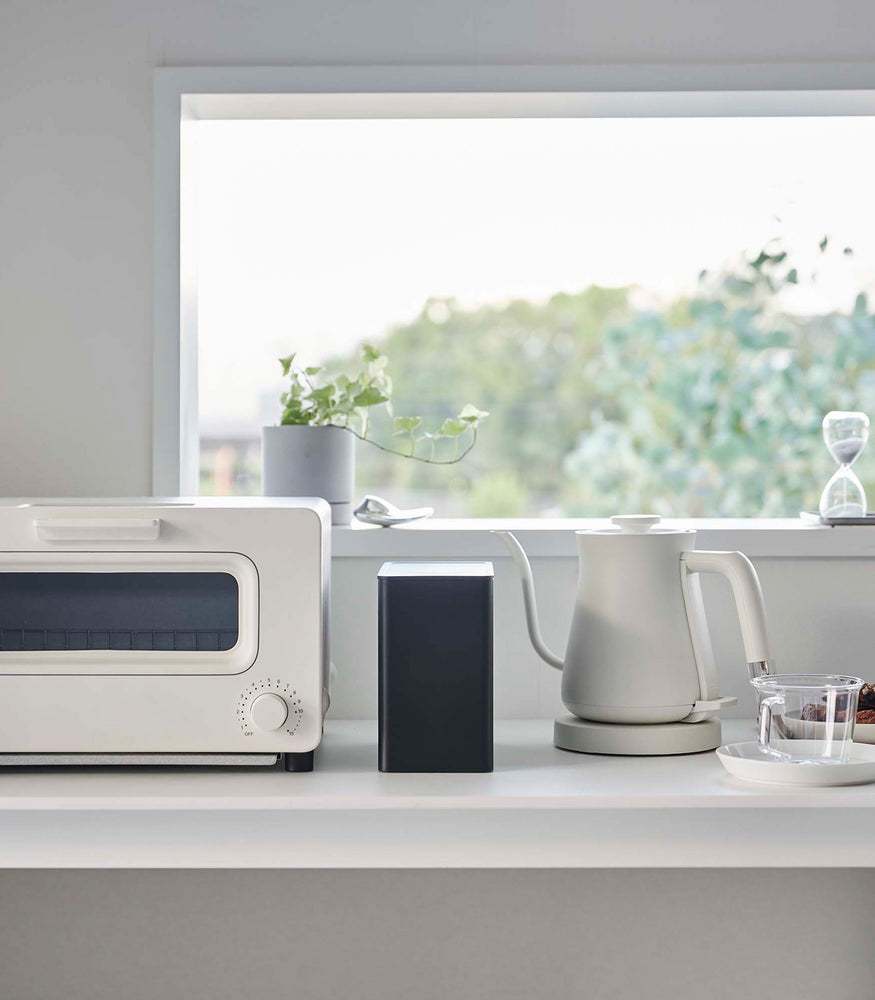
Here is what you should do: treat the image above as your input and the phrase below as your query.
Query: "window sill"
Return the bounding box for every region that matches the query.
[333,517,875,559]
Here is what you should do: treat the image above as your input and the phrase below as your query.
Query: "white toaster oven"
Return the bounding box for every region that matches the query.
[0,498,330,770]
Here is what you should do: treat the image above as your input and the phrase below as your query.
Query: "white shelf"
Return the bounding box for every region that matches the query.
[334,518,875,559]
[1,721,875,868]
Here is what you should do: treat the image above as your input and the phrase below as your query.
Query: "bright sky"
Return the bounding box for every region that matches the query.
[196,116,875,433]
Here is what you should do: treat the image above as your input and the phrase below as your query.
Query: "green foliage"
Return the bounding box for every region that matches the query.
[561,244,875,516]
[276,345,488,465]
[467,470,530,517]
[337,244,875,516]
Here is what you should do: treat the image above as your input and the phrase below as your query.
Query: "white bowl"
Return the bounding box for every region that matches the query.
[781,711,875,745]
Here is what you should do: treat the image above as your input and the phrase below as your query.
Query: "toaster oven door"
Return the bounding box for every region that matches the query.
[0,552,258,675]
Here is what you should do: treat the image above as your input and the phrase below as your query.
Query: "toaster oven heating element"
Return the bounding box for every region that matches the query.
[0,628,239,651]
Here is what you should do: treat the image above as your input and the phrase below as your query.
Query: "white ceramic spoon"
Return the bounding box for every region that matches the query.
[353,494,434,527]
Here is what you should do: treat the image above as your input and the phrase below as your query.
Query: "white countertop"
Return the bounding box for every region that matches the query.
[2,720,874,868]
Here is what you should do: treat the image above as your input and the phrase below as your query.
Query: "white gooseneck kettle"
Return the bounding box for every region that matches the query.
[496,515,772,755]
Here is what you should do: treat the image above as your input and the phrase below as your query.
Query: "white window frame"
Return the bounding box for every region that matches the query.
[153,62,875,538]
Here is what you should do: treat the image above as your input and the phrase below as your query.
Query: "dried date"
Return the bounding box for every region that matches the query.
[800,703,849,722]
[859,684,875,710]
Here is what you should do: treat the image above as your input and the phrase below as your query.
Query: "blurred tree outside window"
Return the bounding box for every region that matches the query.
[195,117,875,516]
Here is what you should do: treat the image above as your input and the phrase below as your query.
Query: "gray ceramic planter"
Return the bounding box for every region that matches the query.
[262,425,355,525]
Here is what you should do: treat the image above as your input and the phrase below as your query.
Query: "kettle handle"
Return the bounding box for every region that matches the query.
[681,550,771,681]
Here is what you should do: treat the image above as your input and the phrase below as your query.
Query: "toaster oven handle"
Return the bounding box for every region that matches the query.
[34,518,161,542]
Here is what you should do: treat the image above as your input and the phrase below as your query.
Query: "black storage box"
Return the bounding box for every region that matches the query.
[378,562,493,773]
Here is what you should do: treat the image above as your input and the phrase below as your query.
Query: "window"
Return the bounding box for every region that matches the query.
[157,79,875,518]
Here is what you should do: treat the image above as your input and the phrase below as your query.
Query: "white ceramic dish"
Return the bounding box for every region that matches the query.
[353,495,434,526]
[781,712,875,745]
[852,723,875,744]
[717,741,875,786]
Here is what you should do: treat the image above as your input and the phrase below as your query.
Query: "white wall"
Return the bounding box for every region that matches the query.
[330,553,875,719]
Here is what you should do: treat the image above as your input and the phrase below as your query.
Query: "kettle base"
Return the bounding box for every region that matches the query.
[554,714,722,756]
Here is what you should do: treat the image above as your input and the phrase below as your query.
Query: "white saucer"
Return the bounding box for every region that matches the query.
[717,741,875,786]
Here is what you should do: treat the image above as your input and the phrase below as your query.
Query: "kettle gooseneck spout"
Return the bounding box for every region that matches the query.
[493,531,564,670]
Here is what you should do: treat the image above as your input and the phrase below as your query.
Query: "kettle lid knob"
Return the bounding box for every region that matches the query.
[610,514,661,533]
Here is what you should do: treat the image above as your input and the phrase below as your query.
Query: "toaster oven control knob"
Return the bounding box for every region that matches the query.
[249,693,289,731]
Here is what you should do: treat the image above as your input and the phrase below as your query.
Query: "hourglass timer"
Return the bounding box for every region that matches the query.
[819,411,870,519]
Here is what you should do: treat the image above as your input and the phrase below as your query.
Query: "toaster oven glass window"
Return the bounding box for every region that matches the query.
[0,573,239,652]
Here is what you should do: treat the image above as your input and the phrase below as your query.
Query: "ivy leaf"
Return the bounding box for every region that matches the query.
[393,416,422,434]
[819,236,829,252]
[438,418,468,437]
[352,386,389,408]
[361,344,381,362]
[279,354,296,377]
[305,366,323,376]
[341,378,361,397]
[309,385,335,403]
[786,268,798,284]
[280,412,311,426]
[458,403,489,424]
[854,292,868,316]
[280,398,309,425]
[334,393,357,413]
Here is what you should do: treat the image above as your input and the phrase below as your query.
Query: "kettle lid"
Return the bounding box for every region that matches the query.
[610,514,662,534]
[579,515,694,536]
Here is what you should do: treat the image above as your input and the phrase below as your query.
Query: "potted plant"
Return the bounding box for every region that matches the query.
[262,345,488,524]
